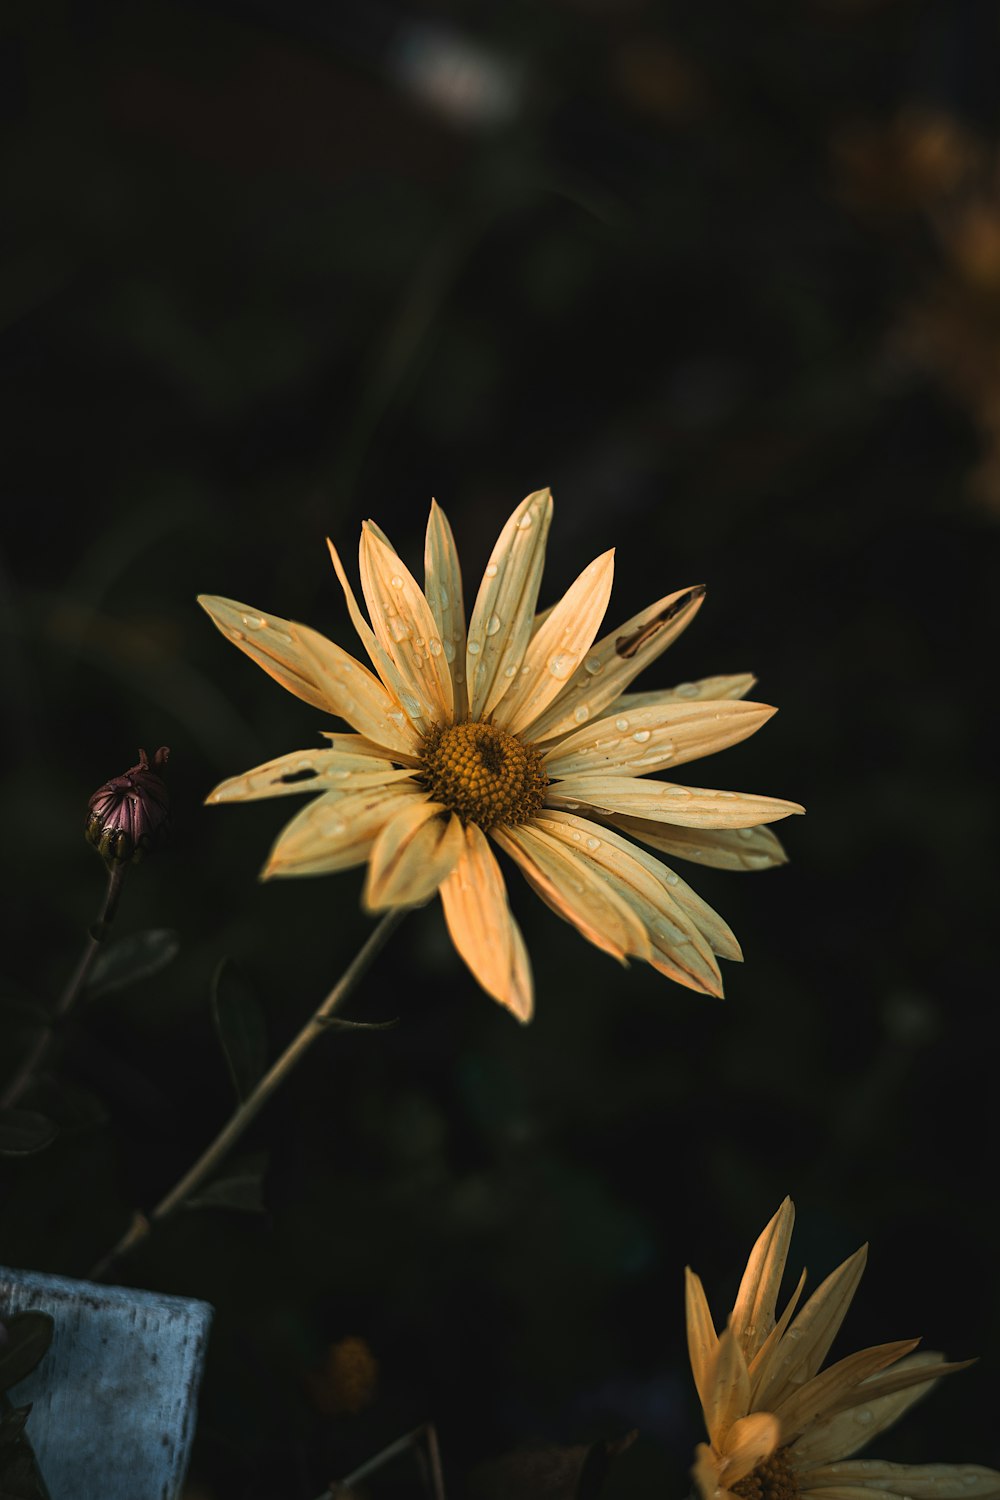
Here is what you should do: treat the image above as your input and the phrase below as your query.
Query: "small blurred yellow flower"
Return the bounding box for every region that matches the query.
[305,1335,378,1418]
[200,490,802,1021]
[687,1199,1000,1500]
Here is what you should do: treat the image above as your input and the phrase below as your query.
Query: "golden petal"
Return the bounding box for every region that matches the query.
[364,804,463,910]
[525,583,707,742]
[495,548,615,736]
[292,618,423,755]
[326,538,430,732]
[261,784,423,878]
[802,1462,1000,1498]
[438,824,534,1021]
[424,500,468,719]
[542,700,777,778]
[610,673,758,713]
[492,821,653,965]
[731,1199,796,1364]
[790,1352,948,1465]
[198,595,337,715]
[705,1325,752,1448]
[601,817,789,871]
[748,1267,808,1395]
[686,1268,720,1420]
[546,776,805,829]
[754,1246,868,1411]
[774,1339,920,1446]
[720,1412,782,1486]
[207,748,409,804]
[466,488,553,720]
[359,522,454,721]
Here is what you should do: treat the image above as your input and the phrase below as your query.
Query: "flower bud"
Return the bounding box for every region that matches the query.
[86,747,171,864]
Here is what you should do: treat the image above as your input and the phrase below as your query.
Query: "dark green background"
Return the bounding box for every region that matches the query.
[2,1,998,1495]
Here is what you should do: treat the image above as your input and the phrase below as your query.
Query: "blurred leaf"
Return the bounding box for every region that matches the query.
[0,1316,54,1393]
[210,959,267,1102]
[0,1112,58,1158]
[21,1078,107,1134]
[315,1016,399,1032]
[185,1154,268,1213]
[468,1433,637,1500]
[86,929,180,997]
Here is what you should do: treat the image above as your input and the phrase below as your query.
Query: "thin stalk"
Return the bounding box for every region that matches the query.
[322,1424,445,1499]
[1,862,127,1110]
[88,907,406,1281]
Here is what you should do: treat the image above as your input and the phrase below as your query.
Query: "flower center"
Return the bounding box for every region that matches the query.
[418,721,548,829]
[731,1447,799,1500]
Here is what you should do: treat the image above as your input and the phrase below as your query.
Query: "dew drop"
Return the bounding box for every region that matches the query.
[485,562,499,578]
[615,718,629,732]
[454,670,465,684]
[428,637,443,656]
[241,613,266,630]
[389,616,409,643]
[665,787,691,798]
[388,710,407,728]
[443,640,456,662]
[573,705,590,724]
[468,639,481,655]
[718,790,738,799]
[586,836,601,850]
[962,1476,982,1489]
[675,682,699,699]
[737,827,755,841]
[399,693,423,717]
[854,1408,873,1426]
[632,729,651,743]
[548,652,576,679]
[486,614,502,637]
[504,664,518,679]
[664,870,679,885]
[517,512,533,530]
[584,657,603,676]
[439,586,449,609]
[390,574,404,589]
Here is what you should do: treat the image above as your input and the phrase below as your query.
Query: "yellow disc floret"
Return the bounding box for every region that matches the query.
[732,1448,800,1500]
[419,721,548,829]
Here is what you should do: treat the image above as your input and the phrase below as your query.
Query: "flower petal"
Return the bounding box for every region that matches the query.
[466,488,553,720]
[207,747,410,804]
[601,817,789,871]
[262,784,425,878]
[494,548,615,735]
[359,522,454,721]
[774,1340,920,1446]
[326,538,431,733]
[198,595,339,714]
[720,1413,782,1486]
[686,1267,720,1421]
[425,499,468,719]
[748,1267,808,1390]
[754,1245,869,1411]
[610,673,758,713]
[801,1465,1000,1498]
[705,1326,752,1447]
[731,1199,796,1364]
[439,823,534,1021]
[531,811,734,982]
[491,821,654,967]
[790,1353,949,1465]
[290,619,423,755]
[543,699,777,778]
[524,584,707,743]
[364,803,463,910]
[547,776,805,829]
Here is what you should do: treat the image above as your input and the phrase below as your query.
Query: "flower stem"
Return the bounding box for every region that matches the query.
[88,907,407,1282]
[1,862,127,1111]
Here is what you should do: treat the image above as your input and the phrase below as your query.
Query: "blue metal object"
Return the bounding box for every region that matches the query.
[0,1265,212,1500]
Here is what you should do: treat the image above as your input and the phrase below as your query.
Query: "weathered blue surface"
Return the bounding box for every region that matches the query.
[0,1265,213,1500]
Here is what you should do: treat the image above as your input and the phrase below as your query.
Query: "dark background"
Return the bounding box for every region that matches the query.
[2,0,999,1495]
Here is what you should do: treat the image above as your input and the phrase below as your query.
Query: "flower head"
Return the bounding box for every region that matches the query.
[199,489,802,1021]
[86,747,171,864]
[686,1199,1000,1500]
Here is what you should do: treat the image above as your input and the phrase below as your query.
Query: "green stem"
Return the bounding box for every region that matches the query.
[1,862,127,1111]
[88,907,406,1282]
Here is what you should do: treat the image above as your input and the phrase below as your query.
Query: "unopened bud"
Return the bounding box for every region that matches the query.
[86,747,171,864]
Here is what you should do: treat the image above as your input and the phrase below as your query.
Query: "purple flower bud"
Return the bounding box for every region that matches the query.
[86,747,171,864]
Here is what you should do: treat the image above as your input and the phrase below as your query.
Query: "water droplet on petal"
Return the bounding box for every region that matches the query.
[548,652,576,679]
[503,664,517,679]
[443,639,456,662]
[718,790,738,799]
[390,575,404,589]
[486,614,502,637]
[664,870,679,885]
[586,836,601,850]
[389,616,409,643]
[485,562,499,578]
[388,710,407,728]
[468,640,481,655]
[854,1408,873,1426]
[573,705,589,723]
[632,729,651,743]
[517,513,533,530]
[438,586,449,609]
[675,682,699,699]
[665,787,691,798]
[737,827,755,841]
[399,693,424,718]
[584,657,603,676]
[454,670,465,684]
[428,637,443,656]
[615,718,629,732]
[241,613,266,630]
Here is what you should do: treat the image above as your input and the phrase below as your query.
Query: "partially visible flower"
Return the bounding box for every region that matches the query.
[686,1199,1000,1500]
[305,1335,378,1417]
[86,747,171,864]
[199,490,803,1021]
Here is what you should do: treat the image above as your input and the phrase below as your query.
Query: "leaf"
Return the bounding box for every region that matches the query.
[86,929,180,997]
[0,1317,54,1393]
[0,1112,58,1158]
[185,1155,268,1214]
[210,959,268,1102]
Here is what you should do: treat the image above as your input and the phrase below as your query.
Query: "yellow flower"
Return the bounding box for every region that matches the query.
[687,1199,1000,1500]
[199,489,802,1021]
